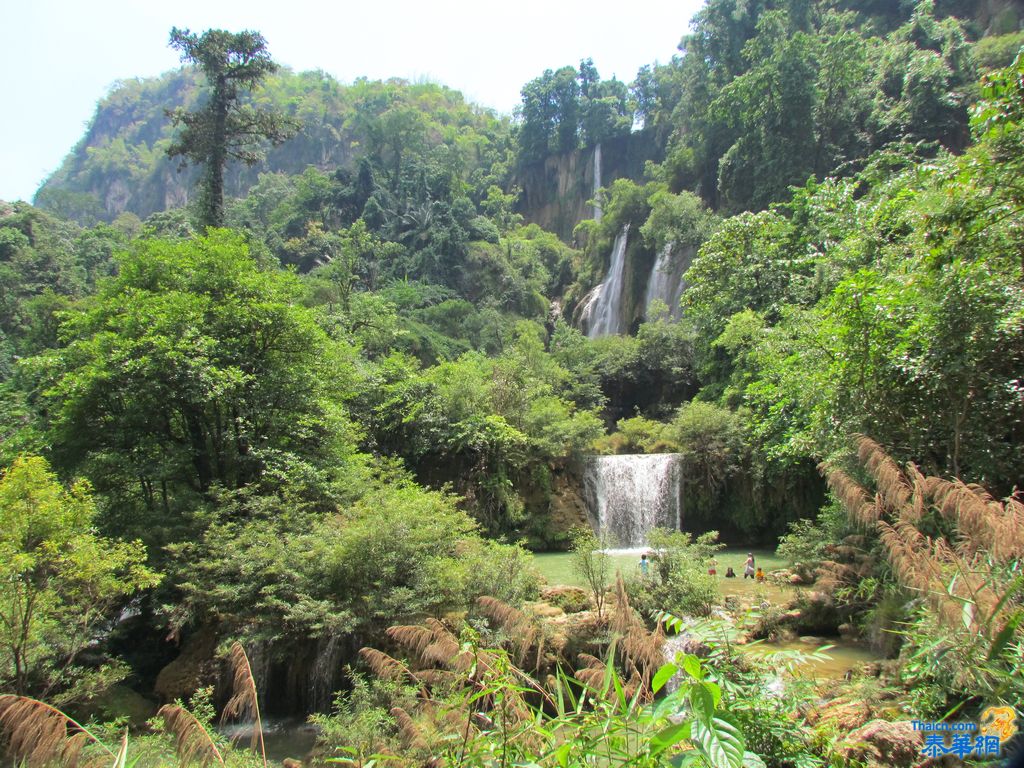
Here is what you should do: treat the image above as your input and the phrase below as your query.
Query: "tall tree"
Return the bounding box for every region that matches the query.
[167,27,296,229]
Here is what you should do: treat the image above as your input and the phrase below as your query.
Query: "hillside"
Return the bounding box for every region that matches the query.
[1,1,1024,764]
[35,68,513,225]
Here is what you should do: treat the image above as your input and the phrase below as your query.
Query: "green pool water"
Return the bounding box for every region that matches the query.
[531,547,787,590]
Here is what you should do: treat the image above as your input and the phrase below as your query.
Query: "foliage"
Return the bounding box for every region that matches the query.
[629,530,723,619]
[168,474,539,642]
[324,610,764,768]
[516,60,632,163]
[669,401,747,510]
[652,0,974,210]
[363,325,602,533]
[32,230,354,545]
[776,500,851,579]
[0,456,158,701]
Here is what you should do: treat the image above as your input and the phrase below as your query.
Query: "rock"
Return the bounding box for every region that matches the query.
[838,622,858,640]
[789,573,806,585]
[544,470,590,546]
[154,624,220,702]
[283,759,303,768]
[837,719,921,768]
[528,601,565,619]
[809,698,872,731]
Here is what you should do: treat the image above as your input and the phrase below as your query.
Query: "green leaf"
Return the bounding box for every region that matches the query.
[703,681,722,709]
[652,663,679,694]
[692,711,745,768]
[555,742,571,768]
[742,751,768,768]
[682,654,703,681]
[688,684,715,721]
[987,609,1024,661]
[651,721,692,756]
[670,751,704,768]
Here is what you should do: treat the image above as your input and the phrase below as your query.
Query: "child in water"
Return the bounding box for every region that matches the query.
[755,567,765,583]
[743,553,756,579]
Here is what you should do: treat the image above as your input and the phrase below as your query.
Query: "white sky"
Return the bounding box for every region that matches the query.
[0,0,704,203]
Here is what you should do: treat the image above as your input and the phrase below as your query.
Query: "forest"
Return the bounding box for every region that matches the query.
[1,0,1023,765]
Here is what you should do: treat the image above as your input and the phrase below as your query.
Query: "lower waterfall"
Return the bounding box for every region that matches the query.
[582,454,682,548]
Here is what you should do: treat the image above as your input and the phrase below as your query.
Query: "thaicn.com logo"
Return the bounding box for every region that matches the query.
[913,706,1018,759]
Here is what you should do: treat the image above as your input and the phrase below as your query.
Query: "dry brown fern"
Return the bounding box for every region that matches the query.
[0,694,115,767]
[827,436,1022,635]
[358,647,412,683]
[391,706,428,751]
[159,703,226,767]
[476,596,545,671]
[386,624,436,661]
[221,641,267,768]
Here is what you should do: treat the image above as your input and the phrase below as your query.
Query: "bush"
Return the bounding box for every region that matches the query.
[627,529,722,619]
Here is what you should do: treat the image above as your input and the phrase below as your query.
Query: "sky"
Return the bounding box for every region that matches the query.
[0,0,705,203]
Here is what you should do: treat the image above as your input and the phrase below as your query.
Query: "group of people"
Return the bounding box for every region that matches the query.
[637,551,765,582]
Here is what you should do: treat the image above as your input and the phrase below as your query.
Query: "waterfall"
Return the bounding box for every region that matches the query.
[643,242,688,320]
[593,143,603,221]
[579,224,630,338]
[582,454,682,548]
[309,635,342,712]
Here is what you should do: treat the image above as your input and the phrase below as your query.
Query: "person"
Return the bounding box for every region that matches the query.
[743,553,756,580]
[755,566,765,583]
[639,552,650,578]
[725,566,736,578]
[707,557,717,576]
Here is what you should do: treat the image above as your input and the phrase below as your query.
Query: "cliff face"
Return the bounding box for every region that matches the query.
[513,133,658,243]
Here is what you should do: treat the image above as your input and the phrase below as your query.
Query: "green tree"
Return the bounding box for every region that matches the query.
[0,456,157,700]
[167,27,297,229]
[35,230,352,540]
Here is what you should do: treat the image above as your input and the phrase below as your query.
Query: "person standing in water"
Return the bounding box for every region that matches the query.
[639,553,650,578]
[743,553,756,580]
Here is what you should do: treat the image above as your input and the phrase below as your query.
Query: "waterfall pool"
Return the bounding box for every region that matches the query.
[531,547,787,590]
[217,718,318,762]
[532,547,879,680]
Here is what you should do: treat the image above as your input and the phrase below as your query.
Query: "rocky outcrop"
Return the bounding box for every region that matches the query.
[536,466,590,550]
[154,624,220,702]
[836,719,921,768]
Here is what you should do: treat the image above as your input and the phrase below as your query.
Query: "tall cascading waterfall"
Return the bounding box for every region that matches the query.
[582,454,683,548]
[643,242,689,320]
[592,143,603,221]
[579,224,630,338]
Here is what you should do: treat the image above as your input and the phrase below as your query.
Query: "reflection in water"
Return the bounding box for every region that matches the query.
[217,719,318,762]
